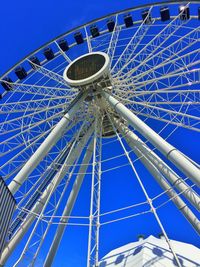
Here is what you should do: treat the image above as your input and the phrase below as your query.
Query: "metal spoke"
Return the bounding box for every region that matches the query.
[114,118,200,213]
[54,40,72,63]
[26,59,73,89]
[0,122,94,266]
[103,92,200,187]
[113,4,190,79]
[132,43,200,83]
[44,138,94,267]
[87,108,102,267]
[8,93,86,195]
[12,120,89,266]
[0,108,64,147]
[114,68,200,90]
[111,7,154,73]
[117,24,200,82]
[84,26,93,53]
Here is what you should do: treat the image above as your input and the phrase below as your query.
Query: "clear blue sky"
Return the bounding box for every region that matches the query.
[0,1,199,266]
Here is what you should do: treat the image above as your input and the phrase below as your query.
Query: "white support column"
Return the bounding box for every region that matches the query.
[8,93,86,195]
[0,124,93,267]
[87,111,102,267]
[114,120,200,234]
[44,139,94,267]
[102,92,200,187]
[114,119,200,211]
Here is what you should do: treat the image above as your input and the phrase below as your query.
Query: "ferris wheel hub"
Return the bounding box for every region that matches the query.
[63,52,111,90]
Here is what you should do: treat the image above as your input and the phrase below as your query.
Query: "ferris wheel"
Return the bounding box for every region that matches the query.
[0,1,200,266]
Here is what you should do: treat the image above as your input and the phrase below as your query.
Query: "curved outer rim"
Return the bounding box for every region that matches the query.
[0,0,199,79]
[63,52,110,87]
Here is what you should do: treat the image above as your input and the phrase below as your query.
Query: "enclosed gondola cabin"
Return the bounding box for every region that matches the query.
[124,14,133,28]
[1,76,13,91]
[14,66,27,80]
[179,5,190,20]
[90,25,100,38]
[58,39,69,51]
[141,9,151,24]
[160,7,170,21]
[107,19,115,32]
[29,56,41,69]
[74,32,84,44]
[43,47,55,60]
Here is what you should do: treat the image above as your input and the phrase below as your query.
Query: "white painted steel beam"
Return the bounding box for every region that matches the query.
[107,113,182,267]
[0,125,93,267]
[114,119,200,211]
[118,125,200,234]
[87,113,102,267]
[8,93,86,195]
[44,139,94,267]
[103,92,200,188]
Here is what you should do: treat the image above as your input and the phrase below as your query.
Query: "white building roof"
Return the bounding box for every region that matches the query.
[99,235,200,267]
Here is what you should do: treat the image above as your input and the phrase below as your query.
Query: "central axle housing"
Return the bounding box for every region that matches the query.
[63,52,111,90]
[64,52,115,137]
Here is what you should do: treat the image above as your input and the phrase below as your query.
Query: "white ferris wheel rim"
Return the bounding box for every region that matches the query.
[0,1,199,267]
